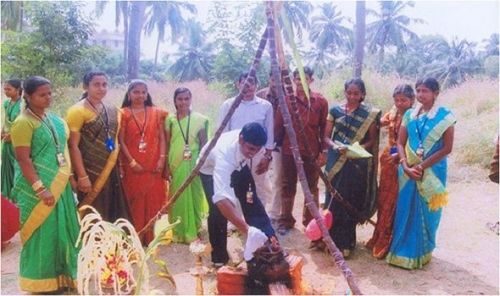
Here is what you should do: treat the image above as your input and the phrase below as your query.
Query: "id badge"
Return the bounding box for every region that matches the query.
[138,139,147,153]
[105,137,115,152]
[56,153,67,167]
[246,190,254,204]
[183,145,192,160]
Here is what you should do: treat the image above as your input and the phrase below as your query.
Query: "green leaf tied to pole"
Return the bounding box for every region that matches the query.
[279,6,310,107]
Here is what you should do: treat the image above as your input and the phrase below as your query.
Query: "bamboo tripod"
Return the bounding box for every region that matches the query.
[138,2,363,294]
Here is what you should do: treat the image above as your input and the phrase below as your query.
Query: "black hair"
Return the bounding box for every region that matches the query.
[393,84,415,100]
[23,76,51,108]
[121,79,154,108]
[238,71,259,85]
[5,79,23,96]
[240,122,267,147]
[293,66,314,78]
[80,70,108,100]
[173,87,192,110]
[344,78,366,102]
[415,77,440,93]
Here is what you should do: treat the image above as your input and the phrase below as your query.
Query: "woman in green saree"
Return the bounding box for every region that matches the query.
[165,87,209,243]
[10,76,80,293]
[2,79,23,201]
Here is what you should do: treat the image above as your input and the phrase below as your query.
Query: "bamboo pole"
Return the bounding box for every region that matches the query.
[138,28,270,237]
[267,3,362,294]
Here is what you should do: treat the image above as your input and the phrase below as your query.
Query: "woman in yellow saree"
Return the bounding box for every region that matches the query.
[66,71,130,222]
[11,76,80,293]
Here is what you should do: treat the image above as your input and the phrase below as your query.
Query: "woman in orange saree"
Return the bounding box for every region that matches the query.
[366,84,414,259]
[119,80,168,245]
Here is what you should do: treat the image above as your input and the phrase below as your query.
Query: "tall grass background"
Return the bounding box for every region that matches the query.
[6,72,498,183]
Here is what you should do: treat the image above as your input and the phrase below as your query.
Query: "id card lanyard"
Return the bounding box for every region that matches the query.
[177,112,192,161]
[415,112,429,159]
[131,107,148,153]
[86,99,115,152]
[27,108,67,167]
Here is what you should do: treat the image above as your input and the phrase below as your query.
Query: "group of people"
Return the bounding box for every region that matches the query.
[1,67,456,293]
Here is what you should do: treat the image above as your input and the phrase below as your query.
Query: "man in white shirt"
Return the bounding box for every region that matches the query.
[217,72,274,208]
[199,123,276,266]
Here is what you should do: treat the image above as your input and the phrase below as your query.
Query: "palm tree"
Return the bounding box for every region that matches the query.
[144,1,197,69]
[483,33,499,57]
[304,48,336,79]
[353,1,366,77]
[367,1,423,68]
[169,20,214,82]
[309,3,352,54]
[278,1,313,41]
[127,1,147,80]
[423,38,481,88]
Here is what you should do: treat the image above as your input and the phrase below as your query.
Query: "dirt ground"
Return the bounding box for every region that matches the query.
[2,175,499,295]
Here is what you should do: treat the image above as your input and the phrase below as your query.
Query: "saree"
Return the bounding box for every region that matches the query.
[121,106,167,245]
[324,103,381,251]
[166,111,209,243]
[10,113,80,292]
[386,106,456,269]
[66,104,130,222]
[1,98,22,200]
[366,106,402,258]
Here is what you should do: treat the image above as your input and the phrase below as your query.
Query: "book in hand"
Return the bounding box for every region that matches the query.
[334,140,372,159]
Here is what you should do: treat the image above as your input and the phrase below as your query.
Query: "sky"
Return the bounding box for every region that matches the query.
[84,0,499,60]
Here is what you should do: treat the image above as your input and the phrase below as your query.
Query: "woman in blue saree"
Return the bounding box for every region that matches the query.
[386,77,456,269]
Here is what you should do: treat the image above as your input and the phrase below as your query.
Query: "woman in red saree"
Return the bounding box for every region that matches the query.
[366,84,414,258]
[119,80,168,245]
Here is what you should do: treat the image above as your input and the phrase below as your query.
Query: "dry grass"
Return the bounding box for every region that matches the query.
[46,74,498,183]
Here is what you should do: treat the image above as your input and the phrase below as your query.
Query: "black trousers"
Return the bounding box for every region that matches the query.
[200,165,275,265]
[200,173,229,265]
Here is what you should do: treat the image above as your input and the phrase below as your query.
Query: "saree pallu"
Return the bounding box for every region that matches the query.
[325,103,381,251]
[121,107,167,245]
[77,104,130,222]
[10,113,80,292]
[1,99,21,200]
[386,106,456,269]
[367,107,402,258]
[166,112,209,243]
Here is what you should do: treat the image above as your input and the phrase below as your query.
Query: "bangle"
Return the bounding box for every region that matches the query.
[399,158,406,164]
[79,175,89,181]
[130,159,137,167]
[31,180,44,191]
[35,188,47,198]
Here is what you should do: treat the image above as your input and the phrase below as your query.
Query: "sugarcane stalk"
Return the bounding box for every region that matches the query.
[267,2,362,294]
[138,27,269,237]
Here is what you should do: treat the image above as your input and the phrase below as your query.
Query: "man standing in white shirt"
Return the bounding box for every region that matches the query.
[217,72,274,208]
[199,123,276,266]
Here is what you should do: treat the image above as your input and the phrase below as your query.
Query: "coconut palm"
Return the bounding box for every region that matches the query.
[127,1,147,80]
[353,1,366,77]
[367,1,423,67]
[169,20,214,82]
[278,1,313,40]
[483,33,499,57]
[423,38,481,88]
[144,1,197,69]
[309,3,352,55]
